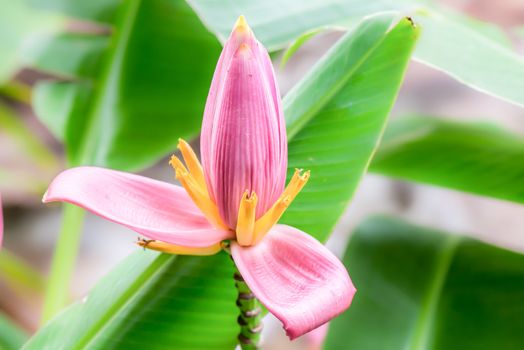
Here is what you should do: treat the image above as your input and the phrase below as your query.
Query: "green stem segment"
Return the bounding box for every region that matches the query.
[233,266,262,350]
[42,205,85,323]
[0,80,32,104]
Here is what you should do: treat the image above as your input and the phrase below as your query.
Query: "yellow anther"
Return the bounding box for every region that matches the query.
[175,169,227,230]
[252,195,290,245]
[169,155,187,173]
[177,139,208,194]
[169,153,226,229]
[236,191,258,246]
[282,169,303,196]
[252,169,310,244]
[137,239,221,256]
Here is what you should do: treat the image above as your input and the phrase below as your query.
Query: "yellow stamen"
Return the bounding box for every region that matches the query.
[236,191,258,246]
[169,155,188,173]
[170,156,227,230]
[168,138,310,247]
[252,169,310,244]
[282,169,303,197]
[177,139,208,193]
[137,239,221,256]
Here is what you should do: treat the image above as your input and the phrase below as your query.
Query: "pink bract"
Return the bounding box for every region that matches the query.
[44,167,233,247]
[231,224,355,339]
[200,19,287,228]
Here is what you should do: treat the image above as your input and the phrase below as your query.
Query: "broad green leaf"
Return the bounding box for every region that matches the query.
[370,116,524,204]
[413,9,524,108]
[281,14,419,240]
[326,216,524,350]
[0,0,63,83]
[32,82,91,144]
[24,252,238,350]
[188,0,402,47]
[25,33,108,80]
[0,313,28,350]
[189,0,524,108]
[279,27,332,69]
[31,0,221,171]
[26,14,417,349]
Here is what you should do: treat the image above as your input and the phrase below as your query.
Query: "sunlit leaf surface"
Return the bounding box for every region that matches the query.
[29,0,221,171]
[371,117,524,204]
[24,252,238,350]
[281,14,419,241]
[189,0,524,108]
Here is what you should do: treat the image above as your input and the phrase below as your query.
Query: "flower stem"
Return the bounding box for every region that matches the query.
[41,204,85,323]
[233,267,262,349]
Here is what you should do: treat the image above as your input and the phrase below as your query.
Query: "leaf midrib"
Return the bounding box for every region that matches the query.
[409,235,461,350]
[76,0,141,166]
[74,253,172,349]
[283,16,393,140]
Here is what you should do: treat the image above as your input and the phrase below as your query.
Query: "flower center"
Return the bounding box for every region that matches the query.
[171,139,310,247]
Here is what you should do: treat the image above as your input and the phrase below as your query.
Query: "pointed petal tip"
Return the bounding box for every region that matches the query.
[233,15,252,37]
[202,12,287,228]
[42,190,49,203]
[234,15,248,29]
[285,284,356,340]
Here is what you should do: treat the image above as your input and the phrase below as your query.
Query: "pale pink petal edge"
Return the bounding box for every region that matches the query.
[43,167,233,247]
[231,224,356,339]
[304,322,330,350]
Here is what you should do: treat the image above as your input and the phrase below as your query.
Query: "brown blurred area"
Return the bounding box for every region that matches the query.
[1,0,524,348]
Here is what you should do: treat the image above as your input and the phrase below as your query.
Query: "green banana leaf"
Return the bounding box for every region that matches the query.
[326,216,524,350]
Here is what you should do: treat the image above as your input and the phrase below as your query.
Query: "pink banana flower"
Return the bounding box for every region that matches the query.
[44,16,355,339]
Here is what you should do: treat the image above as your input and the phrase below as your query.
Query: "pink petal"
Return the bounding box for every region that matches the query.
[43,167,233,247]
[231,224,356,339]
[201,17,287,228]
